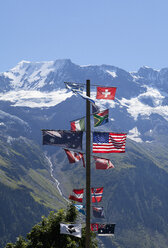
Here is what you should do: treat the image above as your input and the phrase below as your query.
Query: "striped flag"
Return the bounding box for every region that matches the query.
[70,118,85,131]
[92,132,127,153]
[69,189,84,203]
[91,187,103,203]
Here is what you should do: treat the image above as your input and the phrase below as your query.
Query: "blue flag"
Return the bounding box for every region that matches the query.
[65,82,84,93]
[92,104,100,114]
[42,130,83,150]
[74,204,85,215]
[77,92,95,105]
[98,224,115,236]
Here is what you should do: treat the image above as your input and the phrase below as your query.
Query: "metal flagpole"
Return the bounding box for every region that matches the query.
[85,79,91,248]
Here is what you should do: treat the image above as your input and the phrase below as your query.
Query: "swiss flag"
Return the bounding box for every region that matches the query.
[96,87,116,100]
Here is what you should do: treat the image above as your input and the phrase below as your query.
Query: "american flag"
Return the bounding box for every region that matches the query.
[92,132,127,153]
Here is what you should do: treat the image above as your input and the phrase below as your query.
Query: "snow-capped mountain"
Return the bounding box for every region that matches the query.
[1,59,168,248]
[0,59,168,144]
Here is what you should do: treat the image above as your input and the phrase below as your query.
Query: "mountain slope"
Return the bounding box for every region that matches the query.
[49,140,168,248]
[0,59,168,247]
[0,134,67,247]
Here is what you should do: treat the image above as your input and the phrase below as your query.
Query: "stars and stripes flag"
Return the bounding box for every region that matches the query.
[91,187,104,203]
[69,189,84,203]
[92,132,127,153]
[64,149,85,167]
[93,156,114,170]
[42,130,83,150]
[96,87,117,100]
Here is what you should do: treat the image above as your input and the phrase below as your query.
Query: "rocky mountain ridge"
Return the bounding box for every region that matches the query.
[0,59,168,248]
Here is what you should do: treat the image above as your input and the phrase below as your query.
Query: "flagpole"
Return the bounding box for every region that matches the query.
[85,79,91,248]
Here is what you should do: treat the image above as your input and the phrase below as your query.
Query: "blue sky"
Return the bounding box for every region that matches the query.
[0,0,168,72]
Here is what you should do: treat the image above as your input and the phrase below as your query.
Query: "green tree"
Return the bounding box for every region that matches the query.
[5,204,98,248]
[5,236,27,248]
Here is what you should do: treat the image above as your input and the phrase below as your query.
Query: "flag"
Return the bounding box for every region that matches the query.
[92,206,105,218]
[64,149,85,167]
[65,82,84,93]
[74,204,85,215]
[60,223,82,238]
[91,187,103,203]
[92,104,100,114]
[92,132,127,153]
[93,109,109,127]
[98,224,115,236]
[96,87,117,100]
[64,82,95,105]
[78,92,95,105]
[69,189,84,203]
[91,223,99,232]
[70,118,85,131]
[93,156,114,170]
[42,130,83,150]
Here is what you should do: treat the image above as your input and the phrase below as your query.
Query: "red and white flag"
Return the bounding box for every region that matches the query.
[93,157,114,170]
[69,189,84,203]
[93,132,127,153]
[70,118,85,131]
[96,87,116,100]
[91,223,99,232]
[91,187,103,203]
[64,149,85,167]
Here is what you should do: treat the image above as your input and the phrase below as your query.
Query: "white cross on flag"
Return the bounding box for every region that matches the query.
[96,87,116,100]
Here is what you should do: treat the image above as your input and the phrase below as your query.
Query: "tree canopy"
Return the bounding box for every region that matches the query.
[5,204,98,248]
